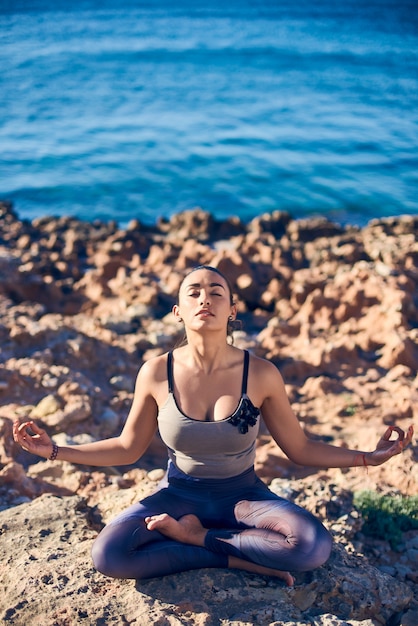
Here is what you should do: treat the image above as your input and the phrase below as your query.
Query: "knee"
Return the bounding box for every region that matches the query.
[305,524,333,570]
[91,532,122,579]
[91,534,111,577]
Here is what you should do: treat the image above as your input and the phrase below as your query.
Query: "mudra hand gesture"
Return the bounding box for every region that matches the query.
[13,420,55,460]
[367,425,414,466]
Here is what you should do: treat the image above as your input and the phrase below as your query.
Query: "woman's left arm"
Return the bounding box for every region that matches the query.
[257,359,414,468]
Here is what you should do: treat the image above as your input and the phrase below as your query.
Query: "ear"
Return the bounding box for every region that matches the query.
[229,303,237,320]
[172,304,182,321]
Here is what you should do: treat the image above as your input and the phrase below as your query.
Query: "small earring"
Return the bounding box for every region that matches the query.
[228,316,234,321]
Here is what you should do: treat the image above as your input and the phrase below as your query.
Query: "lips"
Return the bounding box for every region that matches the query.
[196,309,213,317]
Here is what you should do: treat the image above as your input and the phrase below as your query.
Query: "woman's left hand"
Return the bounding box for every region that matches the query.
[368,425,414,466]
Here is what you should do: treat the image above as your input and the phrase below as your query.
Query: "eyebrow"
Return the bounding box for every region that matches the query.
[186,282,226,290]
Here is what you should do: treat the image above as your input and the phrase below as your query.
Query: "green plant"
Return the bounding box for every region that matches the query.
[353,490,418,549]
[341,394,357,416]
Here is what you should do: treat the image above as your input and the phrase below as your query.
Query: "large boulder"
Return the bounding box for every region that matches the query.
[0,492,413,626]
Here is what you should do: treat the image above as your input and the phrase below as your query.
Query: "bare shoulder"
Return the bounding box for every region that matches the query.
[249,352,281,378]
[133,353,169,404]
[136,353,168,386]
[127,353,170,409]
[248,353,285,397]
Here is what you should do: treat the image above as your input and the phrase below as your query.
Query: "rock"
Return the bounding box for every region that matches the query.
[30,394,62,418]
[0,493,412,626]
[0,417,19,465]
[248,210,292,238]
[97,407,121,433]
[377,331,418,370]
[147,468,166,482]
[401,607,418,626]
[287,217,345,243]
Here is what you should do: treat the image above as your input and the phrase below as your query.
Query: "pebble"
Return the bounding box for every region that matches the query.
[147,468,166,482]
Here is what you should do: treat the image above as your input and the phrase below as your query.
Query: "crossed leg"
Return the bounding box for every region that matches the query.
[93,482,331,583]
[145,513,295,586]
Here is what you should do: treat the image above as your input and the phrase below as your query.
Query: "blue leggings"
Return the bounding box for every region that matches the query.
[91,467,332,580]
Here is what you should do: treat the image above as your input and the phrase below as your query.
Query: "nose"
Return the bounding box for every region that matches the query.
[199,290,210,306]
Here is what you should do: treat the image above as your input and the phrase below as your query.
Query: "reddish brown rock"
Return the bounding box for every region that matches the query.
[0,203,417,622]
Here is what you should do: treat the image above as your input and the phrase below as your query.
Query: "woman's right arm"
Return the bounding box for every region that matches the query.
[13,359,159,467]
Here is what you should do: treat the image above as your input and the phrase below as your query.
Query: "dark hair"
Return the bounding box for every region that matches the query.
[180,265,235,305]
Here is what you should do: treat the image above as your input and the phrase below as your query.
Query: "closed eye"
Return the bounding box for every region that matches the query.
[187,290,223,297]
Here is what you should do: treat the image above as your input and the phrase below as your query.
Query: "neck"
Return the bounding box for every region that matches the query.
[182,334,231,373]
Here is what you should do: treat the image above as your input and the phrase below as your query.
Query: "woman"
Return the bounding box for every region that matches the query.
[13,265,413,586]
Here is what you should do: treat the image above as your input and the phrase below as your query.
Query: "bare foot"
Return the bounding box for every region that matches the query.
[145,513,207,547]
[228,556,295,587]
[145,514,294,586]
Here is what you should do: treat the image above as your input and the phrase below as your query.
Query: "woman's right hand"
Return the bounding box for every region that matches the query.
[13,420,55,460]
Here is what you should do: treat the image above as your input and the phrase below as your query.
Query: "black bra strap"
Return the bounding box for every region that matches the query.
[241,350,250,395]
[168,349,249,395]
[167,351,174,393]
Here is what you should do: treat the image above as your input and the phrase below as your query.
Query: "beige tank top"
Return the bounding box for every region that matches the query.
[157,350,260,479]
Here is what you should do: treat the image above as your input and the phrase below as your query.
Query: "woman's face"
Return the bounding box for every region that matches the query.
[174,268,236,332]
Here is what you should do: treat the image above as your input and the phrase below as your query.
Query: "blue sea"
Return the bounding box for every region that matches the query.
[1,0,418,228]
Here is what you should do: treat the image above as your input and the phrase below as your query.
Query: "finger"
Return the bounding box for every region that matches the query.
[382,426,394,441]
[383,425,404,442]
[13,421,29,441]
[15,420,28,432]
[394,441,405,454]
[27,421,44,434]
[400,425,414,450]
[14,421,42,445]
[16,420,35,435]
[380,442,403,459]
[390,426,405,441]
[12,420,21,440]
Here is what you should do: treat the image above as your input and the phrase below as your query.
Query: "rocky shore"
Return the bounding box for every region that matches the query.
[0,201,417,625]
